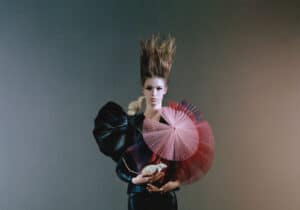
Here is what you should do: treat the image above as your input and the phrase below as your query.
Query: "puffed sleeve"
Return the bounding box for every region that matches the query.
[93,101,134,162]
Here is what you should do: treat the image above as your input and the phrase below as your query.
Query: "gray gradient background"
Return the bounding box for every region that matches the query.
[0,1,299,210]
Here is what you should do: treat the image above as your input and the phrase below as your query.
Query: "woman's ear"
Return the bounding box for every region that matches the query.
[141,87,145,95]
[164,86,168,95]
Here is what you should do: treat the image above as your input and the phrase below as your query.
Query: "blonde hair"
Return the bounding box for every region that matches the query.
[140,33,176,85]
[127,96,145,116]
[128,34,176,115]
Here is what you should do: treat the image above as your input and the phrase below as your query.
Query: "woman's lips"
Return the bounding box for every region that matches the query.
[151,98,158,103]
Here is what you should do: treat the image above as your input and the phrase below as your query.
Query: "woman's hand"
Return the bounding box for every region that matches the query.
[132,171,165,185]
[132,173,152,184]
[160,180,180,192]
[149,171,165,183]
[147,180,180,193]
[146,183,162,193]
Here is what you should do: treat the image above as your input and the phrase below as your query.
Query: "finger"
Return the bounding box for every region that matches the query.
[152,173,162,180]
[158,172,165,177]
[156,172,162,177]
[147,184,160,192]
[147,186,156,192]
[148,177,155,183]
[142,173,153,178]
[146,186,153,191]
[156,173,164,179]
[147,183,155,188]
[160,172,165,176]
[160,187,167,193]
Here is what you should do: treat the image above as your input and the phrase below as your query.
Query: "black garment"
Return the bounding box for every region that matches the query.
[93,101,134,162]
[93,102,179,210]
[128,191,177,210]
[115,112,179,210]
[115,112,179,194]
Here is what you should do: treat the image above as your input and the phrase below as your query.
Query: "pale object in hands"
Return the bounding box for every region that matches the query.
[141,163,167,175]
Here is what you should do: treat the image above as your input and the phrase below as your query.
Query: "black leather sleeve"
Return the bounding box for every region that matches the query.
[115,153,137,183]
[93,101,132,162]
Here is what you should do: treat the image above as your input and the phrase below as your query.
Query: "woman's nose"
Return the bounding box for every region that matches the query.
[151,89,157,96]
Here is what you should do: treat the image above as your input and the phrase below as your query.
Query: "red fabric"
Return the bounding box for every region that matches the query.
[143,100,215,184]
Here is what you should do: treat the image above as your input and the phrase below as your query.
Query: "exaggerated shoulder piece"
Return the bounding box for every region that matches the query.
[93,101,134,162]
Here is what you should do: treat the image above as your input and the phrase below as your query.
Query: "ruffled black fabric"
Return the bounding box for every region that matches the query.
[93,101,134,162]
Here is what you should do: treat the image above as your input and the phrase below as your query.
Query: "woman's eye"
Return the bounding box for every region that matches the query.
[145,86,162,91]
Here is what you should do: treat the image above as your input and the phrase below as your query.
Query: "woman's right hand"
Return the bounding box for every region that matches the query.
[132,173,152,184]
[131,171,165,184]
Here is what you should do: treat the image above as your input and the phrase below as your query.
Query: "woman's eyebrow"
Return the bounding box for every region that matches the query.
[145,85,163,88]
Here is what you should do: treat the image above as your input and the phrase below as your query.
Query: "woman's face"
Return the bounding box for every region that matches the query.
[143,77,168,110]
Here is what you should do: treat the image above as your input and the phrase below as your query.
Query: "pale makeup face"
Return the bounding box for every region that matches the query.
[143,77,168,110]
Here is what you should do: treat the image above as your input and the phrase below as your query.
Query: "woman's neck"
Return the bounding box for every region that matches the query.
[144,107,162,121]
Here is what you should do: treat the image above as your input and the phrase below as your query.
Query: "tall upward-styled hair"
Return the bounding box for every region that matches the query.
[128,34,176,115]
[140,33,176,85]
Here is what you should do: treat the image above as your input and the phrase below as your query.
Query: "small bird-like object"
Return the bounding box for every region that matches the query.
[141,162,168,175]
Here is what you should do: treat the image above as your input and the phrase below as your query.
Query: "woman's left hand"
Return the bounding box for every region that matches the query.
[147,180,180,193]
[146,183,162,193]
[159,180,180,193]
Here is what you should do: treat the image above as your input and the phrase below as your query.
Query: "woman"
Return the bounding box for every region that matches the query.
[93,34,214,210]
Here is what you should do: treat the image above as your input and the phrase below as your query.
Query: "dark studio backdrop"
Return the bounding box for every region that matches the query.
[0,1,299,210]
